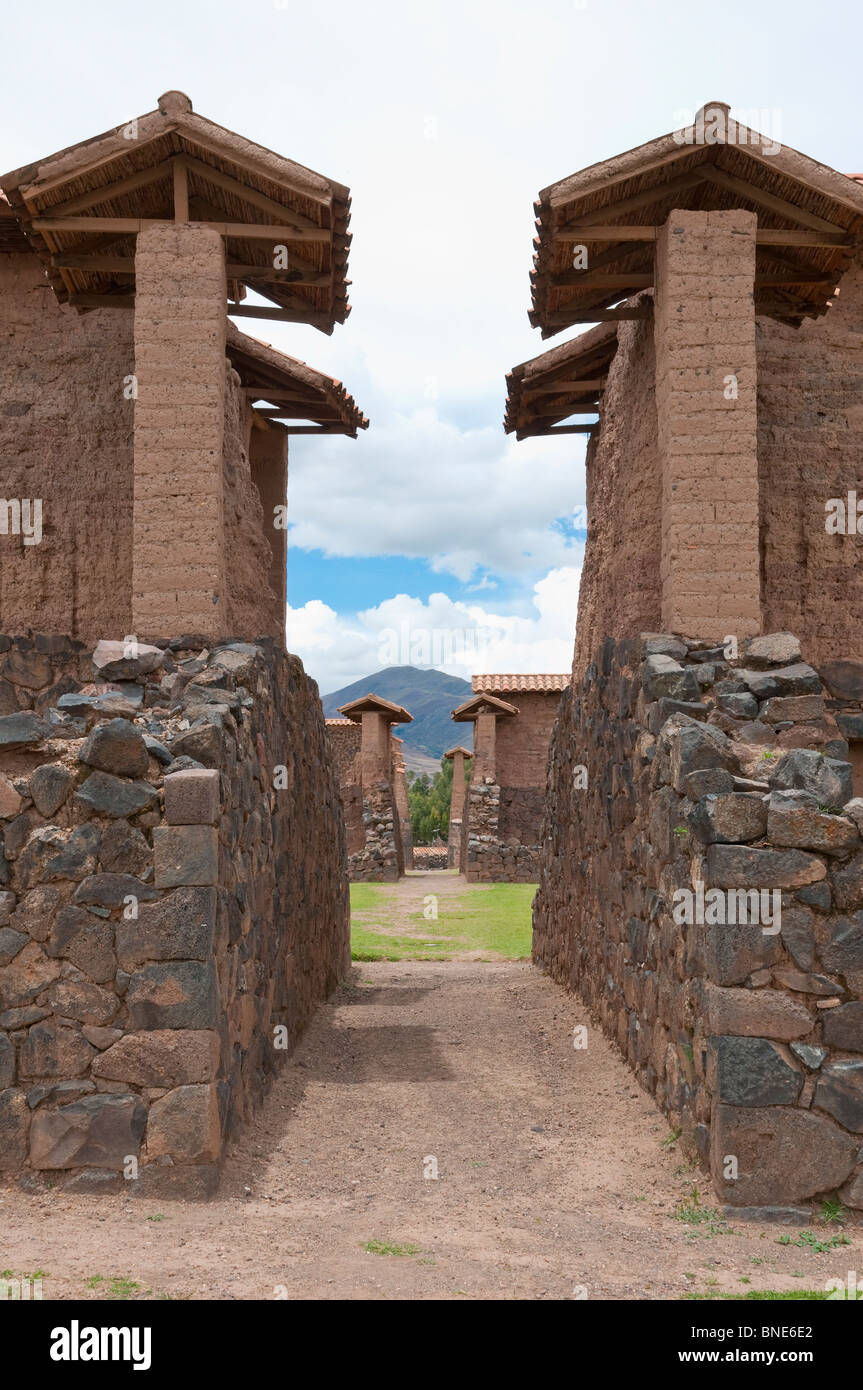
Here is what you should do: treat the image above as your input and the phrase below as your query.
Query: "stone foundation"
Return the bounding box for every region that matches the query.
[0,633,348,1196]
[462,778,540,883]
[533,631,863,1210]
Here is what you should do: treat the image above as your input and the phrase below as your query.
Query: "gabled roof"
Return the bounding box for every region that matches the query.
[226,323,368,437]
[338,693,413,724]
[530,101,863,337]
[444,745,473,758]
[504,321,617,438]
[451,693,519,722]
[472,674,570,693]
[0,90,351,333]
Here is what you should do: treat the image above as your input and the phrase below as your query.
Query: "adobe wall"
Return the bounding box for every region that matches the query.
[222,365,281,642]
[533,631,863,1210]
[0,238,284,649]
[496,691,562,847]
[0,634,349,1196]
[572,306,661,678]
[756,256,863,667]
[0,252,134,640]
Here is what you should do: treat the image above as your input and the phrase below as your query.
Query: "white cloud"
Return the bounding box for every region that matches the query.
[287,405,587,582]
[286,566,581,694]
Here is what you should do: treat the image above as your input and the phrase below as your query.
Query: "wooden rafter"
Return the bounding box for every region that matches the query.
[554,225,854,247]
[31,159,174,218]
[697,165,846,234]
[31,215,331,241]
[523,377,607,395]
[177,153,321,232]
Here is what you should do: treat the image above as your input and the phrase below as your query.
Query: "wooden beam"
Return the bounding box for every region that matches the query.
[227,302,330,326]
[67,293,135,309]
[553,225,854,247]
[536,406,600,417]
[189,197,325,278]
[281,425,350,434]
[32,216,330,241]
[177,153,321,233]
[226,264,330,286]
[753,274,835,287]
[524,378,607,395]
[697,165,846,235]
[173,159,189,222]
[519,424,597,438]
[557,172,705,234]
[51,253,135,272]
[242,388,324,404]
[35,160,174,218]
[543,306,652,324]
[255,407,340,420]
[551,271,653,288]
[50,252,330,286]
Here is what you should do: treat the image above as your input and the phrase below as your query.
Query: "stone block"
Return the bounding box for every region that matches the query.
[767,805,858,856]
[153,826,218,888]
[0,1089,29,1170]
[768,750,853,807]
[146,1083,221,1163]
[75,772,159,819]
[29,764,73,817]
[29,1093,146,1169]
[689,793,767,844]
[92,1029,220,1087]
[711,1104,856,1205]
[704,844,826,889]
[742,634,802,668]
[79,718,150,778]
[126,959,220,1030]
[164,768,220,825]
[822,1003,863,1052]
[703,984,812,1041]
[709,1036,802,1105]
[814,1061,863,1131]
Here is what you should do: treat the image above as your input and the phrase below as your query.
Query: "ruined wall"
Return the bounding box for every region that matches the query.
[496,691,562,847]
[0,634,349,1196]
[326,722,364,857]
[756,257,863,667]
[534,631,863,1209]
[0,252,134,641]
[572,304,661,677]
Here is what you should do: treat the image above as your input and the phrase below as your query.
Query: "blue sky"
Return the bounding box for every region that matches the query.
[3,0,859,692]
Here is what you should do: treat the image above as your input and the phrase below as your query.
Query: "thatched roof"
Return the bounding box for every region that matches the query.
[451,693,518,721]
[0,90,351,333]
[338,693,413,723]
[530,101,863,337]
[504,320,617,438]
[226,323,368,437]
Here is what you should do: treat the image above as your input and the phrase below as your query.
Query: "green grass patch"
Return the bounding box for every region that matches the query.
[777,1230,850,1252]
[685,1290,838,1301]
[361,1240,420,1257]
[350,882,535,961]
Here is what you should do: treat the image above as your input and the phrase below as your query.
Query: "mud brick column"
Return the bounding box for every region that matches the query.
[132,223,228,640]
[445,747,470,869]
[473,711,497,781]
[360,710,390,784]
[654,208,761,640]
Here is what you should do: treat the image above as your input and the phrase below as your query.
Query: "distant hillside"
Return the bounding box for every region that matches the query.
[322,666,473,768]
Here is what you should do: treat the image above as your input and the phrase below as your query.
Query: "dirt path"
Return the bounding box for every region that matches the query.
[2,940,861,1299]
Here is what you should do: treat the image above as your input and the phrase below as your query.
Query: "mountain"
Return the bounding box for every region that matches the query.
[322,666,473,771]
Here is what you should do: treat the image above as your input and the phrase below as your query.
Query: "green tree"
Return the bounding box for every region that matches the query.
[407,757,469,845]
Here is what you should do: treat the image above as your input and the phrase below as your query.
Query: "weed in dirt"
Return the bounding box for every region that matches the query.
[674,1186,718,1225]
[818,1198,847,1226]
[777,1231,851,1253]
[85,1275,143,1299]
[362,1239,420,1257]
[663,1127,682,1149]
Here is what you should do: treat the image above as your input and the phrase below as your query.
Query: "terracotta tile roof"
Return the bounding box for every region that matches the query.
[472,674,570,694]
[338,692,413,724]
[324,717,352,726]
[452,693,518,721]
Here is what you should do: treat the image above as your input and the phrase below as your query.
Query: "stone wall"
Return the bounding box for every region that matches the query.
[534,631,863,1210]
[0,633,349,1196]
